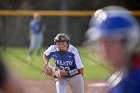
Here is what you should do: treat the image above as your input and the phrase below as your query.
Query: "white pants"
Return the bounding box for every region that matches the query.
[55,74,84,93]
[29,33,43,56]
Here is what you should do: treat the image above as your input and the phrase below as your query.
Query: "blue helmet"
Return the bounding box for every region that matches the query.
[86,6,140,53]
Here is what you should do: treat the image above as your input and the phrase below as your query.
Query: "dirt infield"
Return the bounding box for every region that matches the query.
[23,80,107,93]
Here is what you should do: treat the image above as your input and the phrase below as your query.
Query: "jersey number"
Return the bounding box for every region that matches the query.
[59,66,70,72]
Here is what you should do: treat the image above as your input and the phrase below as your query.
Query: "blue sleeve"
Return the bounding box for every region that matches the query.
[44,45,55,59]
[46,52,54,59]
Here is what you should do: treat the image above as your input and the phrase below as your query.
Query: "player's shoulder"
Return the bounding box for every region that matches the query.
[30,19,34,23]
[48,45,57,51]
[30,20,34,26]
[30,19,36,25]
[68,44,79,53]
[44,45,57,53]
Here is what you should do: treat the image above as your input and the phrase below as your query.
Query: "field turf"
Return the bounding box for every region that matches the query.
[1,47,110,80]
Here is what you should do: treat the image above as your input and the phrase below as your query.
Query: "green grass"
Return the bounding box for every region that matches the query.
[0,47,110,80]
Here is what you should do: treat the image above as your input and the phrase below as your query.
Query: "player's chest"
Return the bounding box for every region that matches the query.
[52,52,74,61]
[52,53,74,66]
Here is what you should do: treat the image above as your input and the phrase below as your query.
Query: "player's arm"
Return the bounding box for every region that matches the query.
[43,54,54,77]
[43,46,61,78]
[28,22,33,40]
[43,53,69,78]
[60,68,83,77]
[43,46,54,66]
[43,54,49,67]
[43,52,66,78]
[74,48,84,75]
[79,68,84,76]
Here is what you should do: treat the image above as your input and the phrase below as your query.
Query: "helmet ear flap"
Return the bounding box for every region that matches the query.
[67,41,69,44]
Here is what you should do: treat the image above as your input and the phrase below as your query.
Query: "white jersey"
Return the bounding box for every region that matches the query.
[44,44,84,73]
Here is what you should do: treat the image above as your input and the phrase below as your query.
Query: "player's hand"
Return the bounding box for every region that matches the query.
[44,63,62,78]
[44,65,54,77]
[52,67,61,78]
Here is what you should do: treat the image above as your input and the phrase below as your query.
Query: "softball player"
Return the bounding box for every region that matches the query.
[86,6,140,93]
[27,12,45,60]
[43,33,84,93]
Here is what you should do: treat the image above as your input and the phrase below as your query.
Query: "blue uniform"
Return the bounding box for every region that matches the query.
[108,56,140,93]
[44,44,84,93]
[44,44,84,77]
[108,69,140,93]
[28,19,43,58]
[30,19,42,34]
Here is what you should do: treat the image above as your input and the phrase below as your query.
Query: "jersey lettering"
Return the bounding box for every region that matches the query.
[55,60,73,66]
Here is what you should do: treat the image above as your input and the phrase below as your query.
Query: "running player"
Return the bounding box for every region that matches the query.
[43,33,84,93]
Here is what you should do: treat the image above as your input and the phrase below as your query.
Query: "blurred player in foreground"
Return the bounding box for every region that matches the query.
[86,6,140,93]
[43,33,84,93]
[0,55,24,93]
[27,12,45,61]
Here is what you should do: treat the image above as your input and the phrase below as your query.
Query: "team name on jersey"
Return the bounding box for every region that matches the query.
[55,60,73,66]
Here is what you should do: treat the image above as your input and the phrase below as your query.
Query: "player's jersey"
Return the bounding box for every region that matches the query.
[30,19,42,34]
[108,68,140,93]
[44,44,84,76]
[108,56,140,93]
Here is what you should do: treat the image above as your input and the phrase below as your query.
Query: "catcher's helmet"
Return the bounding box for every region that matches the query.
[54,33,70,44]
[86,6,140,53]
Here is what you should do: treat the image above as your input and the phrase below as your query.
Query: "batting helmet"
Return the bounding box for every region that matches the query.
[86,6,140,53]
[54,33,70,44]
